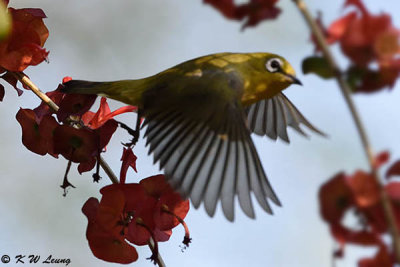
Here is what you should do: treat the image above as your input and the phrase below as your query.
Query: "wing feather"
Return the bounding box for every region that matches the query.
[246,92,324,141]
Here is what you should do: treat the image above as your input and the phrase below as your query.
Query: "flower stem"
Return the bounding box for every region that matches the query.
[291,0,400,262]
[12,72,166,266]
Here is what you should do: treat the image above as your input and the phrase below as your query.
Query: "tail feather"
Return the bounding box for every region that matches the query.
[62,79,145,106]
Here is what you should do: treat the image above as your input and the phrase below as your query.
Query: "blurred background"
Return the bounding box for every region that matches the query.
[1,0,399,266]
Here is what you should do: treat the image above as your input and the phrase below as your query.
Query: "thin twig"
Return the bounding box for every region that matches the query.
[12,72,166,267]
[292,0,400,262]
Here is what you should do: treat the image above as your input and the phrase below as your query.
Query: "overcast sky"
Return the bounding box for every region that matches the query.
[1,0,400,266]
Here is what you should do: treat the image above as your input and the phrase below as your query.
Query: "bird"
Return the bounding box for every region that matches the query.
[62,52,323,221]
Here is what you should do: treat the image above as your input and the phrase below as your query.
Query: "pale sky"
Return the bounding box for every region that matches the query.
[1,0,400,266]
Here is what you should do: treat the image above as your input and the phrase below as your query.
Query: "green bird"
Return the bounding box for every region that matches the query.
[62,52,323,221]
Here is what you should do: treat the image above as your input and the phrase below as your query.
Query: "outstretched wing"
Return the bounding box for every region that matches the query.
[141,69,280,221]
[246,92,324,142]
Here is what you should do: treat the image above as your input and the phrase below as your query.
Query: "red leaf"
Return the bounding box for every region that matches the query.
[0,7,49,71]
[119,147,137,184]
[386,160,400,179]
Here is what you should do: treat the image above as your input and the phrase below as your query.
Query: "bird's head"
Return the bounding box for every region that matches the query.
[240,53,302,105]
[263,54,302,86]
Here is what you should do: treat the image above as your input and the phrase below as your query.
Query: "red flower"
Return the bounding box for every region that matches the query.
[325,0,400,92]
[204,0,281,30]
[0,5,49,72]
[82,194,138,264]
[82,97,137,129]
[83,175,191,264]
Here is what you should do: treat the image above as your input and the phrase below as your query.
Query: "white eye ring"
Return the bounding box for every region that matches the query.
[265,58,283,73]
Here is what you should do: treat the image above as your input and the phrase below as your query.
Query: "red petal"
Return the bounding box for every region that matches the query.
[373,151,390,169]
[16,108,47,155]
[119,147,138,184]
[78,157,96,174]
[0,83,4,101]
[385,182,400,201]
[330,223,382,247]
[153,228,172,242]
[62,76,72,84]
[126,220,152,246]
[1,72,23,96]
[386,160,400,179]
[39,114,59,158]
[326,12,357,44]
[319,172,354,223]
[347,170,380,208]
[140,175,174,199]
[56,93,97,122]
[97,187,125,231]
[53,125,98,163]
[86,222,138,264]
[358,244,393,267]
[34,88,65,119]
[82,197,100,223]
[96,119,118,149]
[203,0,236,19]
[154,193,189,231]
[84,97,137,129]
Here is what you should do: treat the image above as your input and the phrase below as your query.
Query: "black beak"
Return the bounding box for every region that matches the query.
[286,74,302,86]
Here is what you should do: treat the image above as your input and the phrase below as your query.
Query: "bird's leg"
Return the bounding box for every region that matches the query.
[119,109,142,147]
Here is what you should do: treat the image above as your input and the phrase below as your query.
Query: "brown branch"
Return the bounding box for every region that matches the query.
[12,72,166,267]
[292,0,400,263]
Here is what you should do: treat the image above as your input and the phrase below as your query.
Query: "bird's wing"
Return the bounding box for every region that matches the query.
[141,71,280,221]
[245,92,325,142]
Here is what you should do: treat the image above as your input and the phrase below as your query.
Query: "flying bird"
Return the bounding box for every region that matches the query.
[62,52,323,221]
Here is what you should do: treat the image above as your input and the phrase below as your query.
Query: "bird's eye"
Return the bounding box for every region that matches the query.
[265,58,283,73]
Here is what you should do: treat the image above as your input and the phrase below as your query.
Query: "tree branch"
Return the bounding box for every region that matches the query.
[291,0,400,263]
[12,72,166,267]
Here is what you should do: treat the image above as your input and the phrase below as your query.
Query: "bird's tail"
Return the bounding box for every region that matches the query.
[61,79,145,106]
